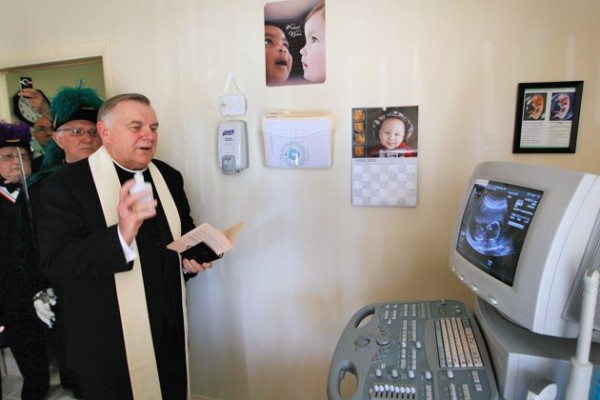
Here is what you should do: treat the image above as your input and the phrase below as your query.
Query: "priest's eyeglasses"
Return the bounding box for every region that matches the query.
[57,127,99,137]
[0,152,30,162]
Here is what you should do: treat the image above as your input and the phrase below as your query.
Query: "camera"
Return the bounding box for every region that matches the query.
[19,76,33,90]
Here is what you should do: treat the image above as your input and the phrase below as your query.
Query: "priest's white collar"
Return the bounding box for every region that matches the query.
[111,159,149,174]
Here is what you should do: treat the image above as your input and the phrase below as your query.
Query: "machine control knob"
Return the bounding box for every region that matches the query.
[376,335,391,346]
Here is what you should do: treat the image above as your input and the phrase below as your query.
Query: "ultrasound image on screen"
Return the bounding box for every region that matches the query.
[456,180,543,286]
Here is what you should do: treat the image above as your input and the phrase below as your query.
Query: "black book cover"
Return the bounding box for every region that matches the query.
[180,241,223,263]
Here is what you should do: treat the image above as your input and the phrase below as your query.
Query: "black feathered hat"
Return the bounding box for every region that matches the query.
[50,81,104,130]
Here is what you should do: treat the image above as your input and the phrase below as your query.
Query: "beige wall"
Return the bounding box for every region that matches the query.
[1,1,599,399]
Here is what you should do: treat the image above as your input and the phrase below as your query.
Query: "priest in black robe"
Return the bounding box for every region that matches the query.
[37,93,210,400]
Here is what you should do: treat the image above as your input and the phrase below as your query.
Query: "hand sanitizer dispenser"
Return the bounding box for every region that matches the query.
[218,120,248,175]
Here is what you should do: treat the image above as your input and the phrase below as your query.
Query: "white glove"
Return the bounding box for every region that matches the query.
[33,288,57,329]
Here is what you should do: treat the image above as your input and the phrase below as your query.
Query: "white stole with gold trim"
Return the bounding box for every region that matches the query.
[88,146,189,399]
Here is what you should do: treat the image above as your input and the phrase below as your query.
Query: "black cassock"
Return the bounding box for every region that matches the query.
[37,158,195,400]
[0,184,49,400]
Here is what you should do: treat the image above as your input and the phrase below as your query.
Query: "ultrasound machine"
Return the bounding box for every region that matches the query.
[328,161,600,399]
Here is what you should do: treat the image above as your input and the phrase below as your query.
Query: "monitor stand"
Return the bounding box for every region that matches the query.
[475,297,600,399]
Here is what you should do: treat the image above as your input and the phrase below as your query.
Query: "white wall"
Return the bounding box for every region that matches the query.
[2,1,599,399]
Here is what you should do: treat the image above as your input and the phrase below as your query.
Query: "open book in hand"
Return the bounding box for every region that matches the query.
[167,222,244,263]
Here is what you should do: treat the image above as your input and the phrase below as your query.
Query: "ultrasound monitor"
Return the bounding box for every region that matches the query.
[449,161,600,340]
[456,180,543,287]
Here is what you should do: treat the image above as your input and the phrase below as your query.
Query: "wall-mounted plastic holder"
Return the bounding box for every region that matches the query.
[261,111,334,169]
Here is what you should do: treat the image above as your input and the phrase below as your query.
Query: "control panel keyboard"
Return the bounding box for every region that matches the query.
[327,300,498,400]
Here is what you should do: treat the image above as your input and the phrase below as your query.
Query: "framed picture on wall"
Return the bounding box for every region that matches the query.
[512,81,583,153]
[264,0,325,87]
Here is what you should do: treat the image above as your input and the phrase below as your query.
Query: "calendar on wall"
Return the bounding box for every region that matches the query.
[351,106,419,207]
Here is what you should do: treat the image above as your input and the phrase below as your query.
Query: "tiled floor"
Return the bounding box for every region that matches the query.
[2,363,78,400]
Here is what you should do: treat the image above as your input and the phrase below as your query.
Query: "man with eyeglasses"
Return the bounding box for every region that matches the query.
[32,118,52,147]
[51,93,103,165]
[37,93,210,400]
[30,116,54,172]
[27,83,104,399]
[0,120,50,400]
[52,124,101,160]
